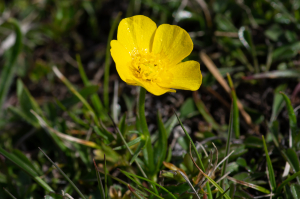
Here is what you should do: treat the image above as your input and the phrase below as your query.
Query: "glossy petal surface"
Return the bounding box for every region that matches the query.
[158,61,202,91]
[132,77,175,96]
[152,24,193,66]
[110,40,132,82]
[117,15,157,53]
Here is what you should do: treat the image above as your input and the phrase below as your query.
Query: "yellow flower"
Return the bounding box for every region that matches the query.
[110,15,202,96]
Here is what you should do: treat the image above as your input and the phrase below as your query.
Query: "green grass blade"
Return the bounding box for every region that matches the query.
[3,188,17,199]
[227,73,239,138]
[103,12,121,110]
[52,66,99,125]
[270,84,287,123]
[193,93,222,131]
[113,137,141,150]
[199,170,231,199]
[130,138,146,165]
[284,148,300,183]
[38,147,86,199]
[174,111,213,198]
[220,104,233,192]
[280,92,298,146]
[262,135,276,192]
[174,111,204,170]
[291,184,300,199]
[0,147,53,192]
[16,79,43,127]
[108,115,148,178]
[93,160,105,199]
[104,154,108,199]
[277,171,300,192]
[153,111,167,173]
[119,169,175,199]
[76,54,105,119]
[0,18,22,110]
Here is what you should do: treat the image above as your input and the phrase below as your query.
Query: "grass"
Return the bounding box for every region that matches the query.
[1,0,300,198]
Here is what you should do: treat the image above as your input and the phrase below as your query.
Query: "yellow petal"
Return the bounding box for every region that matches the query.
[110,40,133,82]
[152,24,193,66]
[130,77,175,96]
[157,61,202,91]
[117,15,157,53]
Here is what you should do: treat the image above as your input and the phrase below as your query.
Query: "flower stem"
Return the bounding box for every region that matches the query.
[138,87,154,175]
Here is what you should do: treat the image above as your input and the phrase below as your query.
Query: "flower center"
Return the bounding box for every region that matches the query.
[131,50,164,82]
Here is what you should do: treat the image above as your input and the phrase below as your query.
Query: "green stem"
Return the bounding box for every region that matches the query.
[138,87,154,176]
[103,12,121,110]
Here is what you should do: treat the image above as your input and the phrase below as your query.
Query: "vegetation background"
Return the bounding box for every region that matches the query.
[0,0,300,198]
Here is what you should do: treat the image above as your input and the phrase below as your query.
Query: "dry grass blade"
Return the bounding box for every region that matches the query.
[216,150,235,170]
[177,170,201,199]
[31,110,99,148]
[189,143,231,199]
[200,51,252,126]
[226,176,271,194]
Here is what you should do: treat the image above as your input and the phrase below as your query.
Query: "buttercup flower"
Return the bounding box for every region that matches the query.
[110,15,202,96]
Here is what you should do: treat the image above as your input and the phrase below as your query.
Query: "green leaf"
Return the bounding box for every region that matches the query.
[277,171,300,192]
[262,135,276,192]
[193,94,222,131]
[272,42,300,61]
[285,148,300,173]
[39,148,86,199]
[103,13,121,109]
[280,92,298,146]
[113,137,141,151]
[0,18,22,110]
[3,188,17,199]
[227,74,240,138]
[119,169,175,199]
[0,147,53,192]
[153,111,167,173]
[12,149,43,176]
[221,103,234,192]
[60,85,99,108]
[179,98,197,119]
[270,84,287,123]
[93,160,105,199]
[130,137,146,165]
[16,79,43,127]
[76,54,105,119]
[291,184,300,199]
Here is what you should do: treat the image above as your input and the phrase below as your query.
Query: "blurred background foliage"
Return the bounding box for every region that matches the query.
[0,0,300,198]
